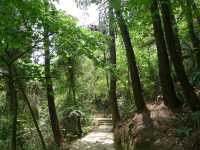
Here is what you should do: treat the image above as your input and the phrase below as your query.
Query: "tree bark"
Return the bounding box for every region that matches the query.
[104,50,110,90]
[159,0,200,111]
[44,29,62,146]
[151,0,181,109]
[114,8,147,112]
[127,68,133,104]
[68,57,76,105]
[185,0,200,69]
[7,65,18,150]
[109,5,120,127]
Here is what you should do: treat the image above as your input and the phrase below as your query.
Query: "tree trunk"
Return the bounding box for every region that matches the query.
[114,8,147,112]
[18,86,47,150]
[104,50,110,90]
[151,0,181,109]
[43,1,62,146]
[127,68,133,104]
[192,1,200,27]
[72,87,76,105]
[44,29,62,146]
[7,65,18,150]
[109,5,120,127]
[159,0,200,111]
[68,57,76,105]
[185,0,200,69]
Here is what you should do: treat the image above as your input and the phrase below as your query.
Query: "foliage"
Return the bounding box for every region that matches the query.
[174,111,200,137]
[0,0,200,149]
[176,127,192,137]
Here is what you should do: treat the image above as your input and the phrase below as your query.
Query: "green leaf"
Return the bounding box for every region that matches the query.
[110,0,121,11]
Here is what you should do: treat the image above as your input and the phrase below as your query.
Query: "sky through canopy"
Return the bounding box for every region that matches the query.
[55,0,99,26]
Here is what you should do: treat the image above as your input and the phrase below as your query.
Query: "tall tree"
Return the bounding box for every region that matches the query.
[0,0,46,148]
[7,65,18,150]
[44,27,62,146]
[67,56,77,105]
[151,0,181,109]
[1,51,20,150]
[159,0,200,111]
[111,0,147,112]
[108,3,120,126]
[43,0,62,146]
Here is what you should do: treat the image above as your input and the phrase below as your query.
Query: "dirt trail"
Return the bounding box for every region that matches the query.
[69,116,115,150]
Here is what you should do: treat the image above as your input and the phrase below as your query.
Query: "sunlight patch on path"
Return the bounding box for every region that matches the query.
[70,120,114,150]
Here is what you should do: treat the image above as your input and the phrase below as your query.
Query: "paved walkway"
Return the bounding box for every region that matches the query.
[69,117,114,150]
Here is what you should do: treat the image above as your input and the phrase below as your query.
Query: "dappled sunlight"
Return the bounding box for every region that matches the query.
[70,118,114,150]
[1,0,200,149]
[82,131,113,144]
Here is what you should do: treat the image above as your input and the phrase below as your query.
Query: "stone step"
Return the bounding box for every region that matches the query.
[98,120,112,122]
[98,122,112,125]
[98,122,112,124]
[98,119,113,126]
[96,118,112,120]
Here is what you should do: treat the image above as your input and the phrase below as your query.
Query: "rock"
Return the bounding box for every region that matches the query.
[61,110,84,137]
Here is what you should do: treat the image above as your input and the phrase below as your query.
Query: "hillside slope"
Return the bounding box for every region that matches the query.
[115,102,200,150]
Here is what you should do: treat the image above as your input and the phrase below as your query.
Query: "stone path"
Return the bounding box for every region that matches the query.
[69,116,114,150]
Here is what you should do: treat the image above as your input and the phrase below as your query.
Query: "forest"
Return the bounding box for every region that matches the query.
[0,0,200,150]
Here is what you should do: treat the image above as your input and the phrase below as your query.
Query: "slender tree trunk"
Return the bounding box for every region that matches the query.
[185,0,200,69]
[44,29,62,146]
[114,8,147,112]
[43,1,62,145]
[109,5,120,127]
[192,1,200,27]
[72,88,76,105]
[11,92,17,150]
[18,86,47,150]
[68,57,76,105]
[127,68,133,104]
[147,47,160,96]
[7,65,18,150]
[159,0,200,111]
[104,51,110,90]
[151,0,181,109]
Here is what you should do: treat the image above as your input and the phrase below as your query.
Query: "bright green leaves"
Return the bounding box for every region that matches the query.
[0,0,44,62]
[128,0,152,6]
[53,12,107,68]
[110,0,121,11]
